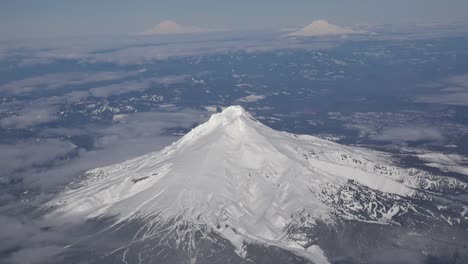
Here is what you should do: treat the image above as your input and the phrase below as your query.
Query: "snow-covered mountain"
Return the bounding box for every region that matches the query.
[47,106,467,264]
[286,20,365,38]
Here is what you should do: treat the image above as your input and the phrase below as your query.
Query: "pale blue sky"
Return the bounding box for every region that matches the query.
[1,0,468,39]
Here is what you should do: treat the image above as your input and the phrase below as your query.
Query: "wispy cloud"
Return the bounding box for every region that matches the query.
[88,80,152,98]
[63,75,189,98]
[4,109,207,191]
[140,20,223,35]
[0,215,67,263]
[372,126,445,142]
[0,71,137,95]
[0,139,76,177]
[237,94,266,103]
[0,108,208,264]
[1,33,337,66]
[0,104,59,129]
[8,246,65,264]
[417,92,468,106]
[154,74,190,85]
[416,74,468,106]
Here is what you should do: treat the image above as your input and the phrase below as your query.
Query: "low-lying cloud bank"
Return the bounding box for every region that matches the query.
[1,109,207,191]
[140,20,224,35]
[0,108,207,263]
[0,71,137,95]
[0,29,341,66]
[372,126,445,143]
[416,74,468,106]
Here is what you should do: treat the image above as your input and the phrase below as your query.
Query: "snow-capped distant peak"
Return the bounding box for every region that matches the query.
[287,20,366,37]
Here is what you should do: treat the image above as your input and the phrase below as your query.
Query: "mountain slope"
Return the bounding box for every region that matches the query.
[47,106,467,263]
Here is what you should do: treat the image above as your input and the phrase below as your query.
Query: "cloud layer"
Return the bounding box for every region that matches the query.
[372,126,445,143]
[2,109,207,191]
[140,20,219,35]
[416,74,468,106]
[0,72,136,95]
[0,104,59,129]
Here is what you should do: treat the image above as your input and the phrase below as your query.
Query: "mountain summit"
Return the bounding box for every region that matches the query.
[287,20,365,37]
[48,106,467,263]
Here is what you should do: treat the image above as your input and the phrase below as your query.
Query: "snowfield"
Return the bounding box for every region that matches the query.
[47,106,467,263]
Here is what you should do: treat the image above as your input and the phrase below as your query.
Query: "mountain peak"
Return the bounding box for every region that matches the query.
[209,105,250,123]
[287,20,365,37]
[47,106,467,264]
[177,105,259,144]
[218,105,247,117]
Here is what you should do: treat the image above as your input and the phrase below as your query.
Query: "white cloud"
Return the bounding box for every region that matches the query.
[417,92,468,106]
[19,109,207,190]
[0,215,66,263]
[140,20,220,35]
[446,74,468,87]
[3,33,338,66]
[87,75,190,98]
[416,74,468,106]
[154,74,190,85]
[0,105,59,129]
[0,139,76,177]
[8,246,65,264]
[287,20,365,37]
[372,126,445,142]
[238,94,266,103]
[88,80,151,98]
[0,71,137,95]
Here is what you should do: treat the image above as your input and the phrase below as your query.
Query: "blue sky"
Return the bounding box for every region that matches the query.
[2,0,468,39]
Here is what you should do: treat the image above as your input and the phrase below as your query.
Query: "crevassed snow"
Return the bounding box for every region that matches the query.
[47,105,464,262]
